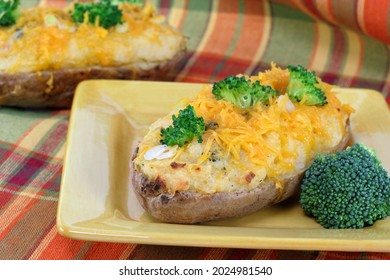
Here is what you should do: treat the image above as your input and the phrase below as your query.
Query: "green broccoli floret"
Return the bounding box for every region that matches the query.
[300,143,390,229]
[0,0,21,27]
[160,105,205,147]
[70,0,123,29]
[212,76,278,108]
[287,65,328,106]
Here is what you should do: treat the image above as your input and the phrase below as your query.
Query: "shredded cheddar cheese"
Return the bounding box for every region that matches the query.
[189,64,353,178]
[0,4,185,73]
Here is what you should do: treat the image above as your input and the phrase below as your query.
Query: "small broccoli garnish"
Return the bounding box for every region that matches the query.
[0,0,21,27]
[70,0,123,29]
[160,105,205,147]
[300,143,390,229]
[287,65,327,106]
[212,76,278,108]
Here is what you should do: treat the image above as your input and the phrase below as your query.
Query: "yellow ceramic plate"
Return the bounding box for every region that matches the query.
[57,81,390,252]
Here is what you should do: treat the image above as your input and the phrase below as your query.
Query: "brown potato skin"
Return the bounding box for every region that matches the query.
[0,49,186,108]
[131,123,351,224]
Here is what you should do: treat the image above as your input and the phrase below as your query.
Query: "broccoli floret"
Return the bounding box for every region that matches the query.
[160,105,205,147]
[0,0,21,27]
[70,0,123,29]
[287,65,327,106]
[300,143,390,229]
[251,80,279,105]
[212,76,278,108]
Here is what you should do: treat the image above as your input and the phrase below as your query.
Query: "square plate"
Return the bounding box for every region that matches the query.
[57,80,390,252]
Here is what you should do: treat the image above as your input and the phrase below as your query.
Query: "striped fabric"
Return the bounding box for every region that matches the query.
[0,0,389,260]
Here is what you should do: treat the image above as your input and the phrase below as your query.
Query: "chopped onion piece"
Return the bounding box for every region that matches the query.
[44,14,58,27]
[144,145,178,160]
[115,22,128,33]
[277,94,295,112]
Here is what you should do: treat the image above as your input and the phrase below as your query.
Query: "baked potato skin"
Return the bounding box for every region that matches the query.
[0,49,186,108]
[131,123,351,224]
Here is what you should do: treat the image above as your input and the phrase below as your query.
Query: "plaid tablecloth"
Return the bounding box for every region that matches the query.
[1,0,389,260]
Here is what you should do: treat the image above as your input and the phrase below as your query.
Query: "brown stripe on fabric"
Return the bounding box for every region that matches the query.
[198,248,229,259]
[74,242,94,260]
[275,250,320,260]
[252,249,276,259]
[331,0,360,32]
[128,245,206,260]
[318,251,361,260]
[28,224,57,259]
[225,248,258,260]
[366,252,390,260]
[118,244,138,259]
[24,220,56,259]
[0,193,39,240]
[0,199,57,259]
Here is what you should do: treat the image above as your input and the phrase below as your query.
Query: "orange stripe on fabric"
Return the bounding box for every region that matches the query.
[314,0,337,25]
[363,0,390,44]
[36,233,86,259]
[175,1,217,82]
[246,0,272,74]
[229,0,266,63]
[83,242,132,260]
[200,0,240,56]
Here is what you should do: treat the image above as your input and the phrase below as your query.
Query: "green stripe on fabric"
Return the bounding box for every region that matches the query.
[0,200,57,260]
[359,36,390,82]
[179,0,212,51]
[21,0,41,8]
[261,3,315,67]
[0,109,51,143]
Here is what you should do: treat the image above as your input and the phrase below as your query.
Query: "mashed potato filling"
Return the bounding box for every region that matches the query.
[134,65,353,194]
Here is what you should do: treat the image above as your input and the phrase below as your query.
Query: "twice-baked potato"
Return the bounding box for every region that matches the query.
[131,64,353,224]
[0,2,186,108]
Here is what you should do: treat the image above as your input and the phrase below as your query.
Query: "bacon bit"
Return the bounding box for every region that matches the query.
[170,162,186,169]
[245,171,255,183]
[195,167,201,172]
[141,176,167,196]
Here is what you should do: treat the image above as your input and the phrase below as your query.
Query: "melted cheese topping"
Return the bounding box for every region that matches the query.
[133,64,353,194]
[0,4,186,73]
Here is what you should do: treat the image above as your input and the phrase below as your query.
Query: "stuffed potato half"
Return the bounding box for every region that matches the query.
[0,2,186,108]
[131,64,353,224]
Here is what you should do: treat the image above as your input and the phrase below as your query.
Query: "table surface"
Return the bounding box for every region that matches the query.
[1,0,389,260]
